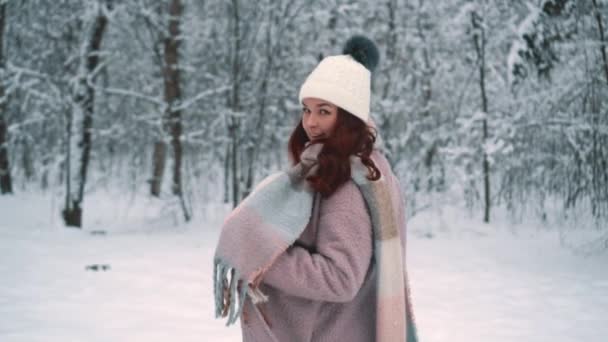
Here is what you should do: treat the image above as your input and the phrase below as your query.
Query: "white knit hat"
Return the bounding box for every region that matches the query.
[298,36,379,124]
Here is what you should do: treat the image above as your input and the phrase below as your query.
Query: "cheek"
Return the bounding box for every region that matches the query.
[301,117,309,129]
[327,115,338,131]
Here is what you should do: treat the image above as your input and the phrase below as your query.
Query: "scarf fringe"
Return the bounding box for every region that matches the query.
[214,258,250,326]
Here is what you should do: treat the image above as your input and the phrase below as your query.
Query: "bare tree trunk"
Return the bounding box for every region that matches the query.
[148,2,166,198]
[471,10,491,223]
[223,142,230,203]
[0,2,12,194]
[592,0,608,85]
[587,4,606,216]
[229,0,241,208]
[163,0,189,221]
[164,0,182,196]
[0,113,9,195]
[150,140,166,196]
[230,132,239,208]
[63,2,108,228]
[21,137,34,181]
[147,2,165,198]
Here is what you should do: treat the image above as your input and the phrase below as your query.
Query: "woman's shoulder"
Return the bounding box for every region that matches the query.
[318,150,395,216]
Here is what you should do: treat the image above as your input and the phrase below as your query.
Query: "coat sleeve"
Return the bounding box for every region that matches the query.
[261,184,373,303]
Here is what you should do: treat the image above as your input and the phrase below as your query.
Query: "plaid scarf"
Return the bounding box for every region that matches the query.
[214,144,419,341]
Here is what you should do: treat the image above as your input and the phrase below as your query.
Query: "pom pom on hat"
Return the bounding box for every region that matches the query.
[342,35,380,72]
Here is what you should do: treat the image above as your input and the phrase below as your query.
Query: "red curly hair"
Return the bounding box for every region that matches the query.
[288,107,381,197]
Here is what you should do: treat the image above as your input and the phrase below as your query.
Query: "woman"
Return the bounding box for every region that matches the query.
[214,36,418,342]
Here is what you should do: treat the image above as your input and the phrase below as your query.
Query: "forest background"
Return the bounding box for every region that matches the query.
[0,0,606,238]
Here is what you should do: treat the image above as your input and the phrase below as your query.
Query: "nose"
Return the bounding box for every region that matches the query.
[305,113,318,128]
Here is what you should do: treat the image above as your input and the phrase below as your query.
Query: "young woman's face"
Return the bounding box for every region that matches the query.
[301,98,339,141]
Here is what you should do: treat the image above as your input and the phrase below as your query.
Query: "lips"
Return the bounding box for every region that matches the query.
[308,132,324,138]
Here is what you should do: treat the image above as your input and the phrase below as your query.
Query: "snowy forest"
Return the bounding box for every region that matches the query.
[0,0,607,229]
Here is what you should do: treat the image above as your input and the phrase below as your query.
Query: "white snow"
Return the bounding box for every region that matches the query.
[1,191,607,342]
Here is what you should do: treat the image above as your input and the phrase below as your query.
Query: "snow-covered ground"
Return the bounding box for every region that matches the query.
[1,190,607,342]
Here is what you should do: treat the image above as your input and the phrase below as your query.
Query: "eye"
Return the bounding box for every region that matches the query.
[320,109,330,115]
[302,107,310,114]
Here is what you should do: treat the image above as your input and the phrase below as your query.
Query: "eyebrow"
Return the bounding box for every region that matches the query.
[302,102,332,108]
